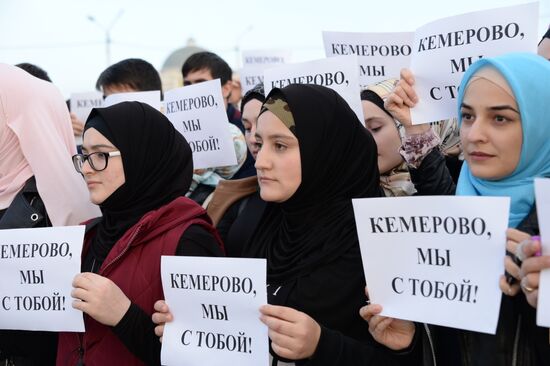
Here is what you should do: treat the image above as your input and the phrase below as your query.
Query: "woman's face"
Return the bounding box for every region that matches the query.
[460,77,522,180]
[81,128,125,204]
[242,99,262,159]
[254,111,301,202]
[362,100,403,174]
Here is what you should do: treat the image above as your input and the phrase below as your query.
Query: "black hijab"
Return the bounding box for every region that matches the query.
[246,84,382,282]
[360,89,393,118]
[244,84,383,350]
[83,101,193,268]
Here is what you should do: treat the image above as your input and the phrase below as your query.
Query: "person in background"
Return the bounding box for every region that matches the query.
[15,62,52,82]
[56,101,223,366]
[207,83,266,253]
[537,27,550,60]
[70,58,163,143]
[0,63,99,366]
[182,51,255,179]
[228,71,243,109]
[365,53,550,366]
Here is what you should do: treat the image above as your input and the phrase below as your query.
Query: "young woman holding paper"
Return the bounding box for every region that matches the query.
[206,83,267,255]
[360,79,461,197]
[154,84,422,365]
[56,101,223,366]
[0,64,99,366]
[363,53,550,365]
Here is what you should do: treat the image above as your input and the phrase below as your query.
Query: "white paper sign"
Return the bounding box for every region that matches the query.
[353,196,510,334]
[534,178,550,327]
[0,226,85,332]
[164,79,238,169]
[160,256,268,366]
[264,55,364,122]
[70,92,104,122]
[240,49,291,94]
[103,90,162,110]
[323,31,414,87]
[409,2,538,124]
[70,91,104,145]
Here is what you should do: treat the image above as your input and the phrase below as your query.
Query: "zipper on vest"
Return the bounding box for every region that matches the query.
[512,314,522,366]
[100,224,143,274]
[423,323,437,366]
[75,333,84,366]
[76,349,84,366]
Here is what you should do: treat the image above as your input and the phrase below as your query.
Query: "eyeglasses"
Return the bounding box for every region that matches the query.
[72,151,121,173]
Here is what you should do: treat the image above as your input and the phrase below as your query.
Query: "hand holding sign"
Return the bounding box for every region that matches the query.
[259,305,321,360]
[70,113,85,137]
[518,240,547,308]
[384,69,430,135]
[360,303,415,351]
[359,288,415,351]
[353,196,509,334]
[160,256,267,366]
[385,69,416,125]
[71,272,131,326]
[500,228,531,297]
[152,299,173,342]
[0,226,85,332]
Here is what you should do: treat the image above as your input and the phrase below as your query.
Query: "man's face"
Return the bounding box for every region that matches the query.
[183,68,214,86]
[183,68,232,104]
[102,83,137,97]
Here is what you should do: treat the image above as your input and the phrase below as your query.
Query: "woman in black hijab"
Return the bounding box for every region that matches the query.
[151,85,419,365]
[250,85,419,365]
[57,101,223,366]
[208,83,267,254]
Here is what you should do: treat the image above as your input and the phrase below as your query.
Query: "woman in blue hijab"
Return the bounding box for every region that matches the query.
[363,53,550,366]
[456,53,550,227]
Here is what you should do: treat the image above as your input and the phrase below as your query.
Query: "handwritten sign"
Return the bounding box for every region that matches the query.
[70,91,103,145]
[353,196,510,334]
[0,226,85,332]
[161,256,268,366]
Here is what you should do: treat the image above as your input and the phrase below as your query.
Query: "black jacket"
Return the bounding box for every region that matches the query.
[0,178,57,366]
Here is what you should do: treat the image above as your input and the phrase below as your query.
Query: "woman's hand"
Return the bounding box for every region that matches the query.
[359,288,415,351]
[259,305,321,360]
[385,68,429,135]
[70,112,85,137]
[152,300,174,342]
[499,228,531,297]
[71,272,131,326]
[519,239,550,308]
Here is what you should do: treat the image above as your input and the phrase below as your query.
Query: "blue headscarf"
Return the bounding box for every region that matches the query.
[456,53,550,227]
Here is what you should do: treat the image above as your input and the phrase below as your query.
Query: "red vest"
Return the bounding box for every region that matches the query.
[57,197,223,366]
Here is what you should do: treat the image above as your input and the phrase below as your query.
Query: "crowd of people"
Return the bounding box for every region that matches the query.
[0,24,550,366]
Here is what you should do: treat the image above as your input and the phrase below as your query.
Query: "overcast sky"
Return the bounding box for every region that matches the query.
[1,0,548,97]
